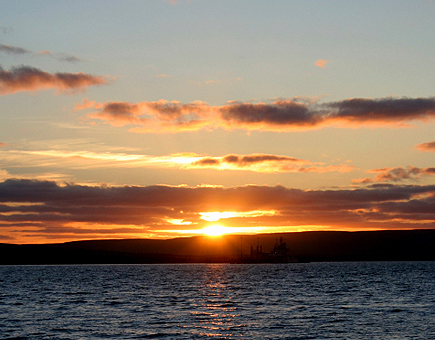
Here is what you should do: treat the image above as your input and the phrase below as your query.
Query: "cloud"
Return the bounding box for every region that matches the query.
[1,147,353,174]
[0,43,30,55]
[325,97,435,124]
[415,141,435,152]
[0,66,109,95]
[190,153,309,170]
[315,59,328,68]
[74,98,102,110]
[1,179,434,242]
[86,99,214,132]
[221,97,435,129]
[87,101,151,127]
[0,142,6,147]
[81,96,435,133]
[352,177,375,185]
[0,44,82,62]
[37,50,82,63]
[188,153,355,173]
[354,166,435,184]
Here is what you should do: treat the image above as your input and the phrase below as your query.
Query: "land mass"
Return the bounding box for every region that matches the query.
[1,229,435,264]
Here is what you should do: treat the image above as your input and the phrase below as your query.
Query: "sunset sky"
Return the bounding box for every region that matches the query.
[1,0,435,244]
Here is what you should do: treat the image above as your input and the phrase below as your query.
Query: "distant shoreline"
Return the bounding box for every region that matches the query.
[1,229,435,265]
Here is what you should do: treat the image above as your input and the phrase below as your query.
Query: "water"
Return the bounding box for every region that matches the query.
[1,262,434,339]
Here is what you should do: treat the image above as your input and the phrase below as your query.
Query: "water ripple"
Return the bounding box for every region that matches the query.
[0,262,434,339]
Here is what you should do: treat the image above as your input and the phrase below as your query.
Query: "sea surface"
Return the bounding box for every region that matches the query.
[1,262,434,339]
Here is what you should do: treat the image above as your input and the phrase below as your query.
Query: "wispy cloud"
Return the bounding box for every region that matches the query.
[37,50,82,63]
[353,166,435,184]
[0,43,82,62]
[0,66,109,95]
[74,98,102,110]
[81,97,435,133]
[188,153,354,173]
[0,44,30,55]
[0,147,353,174]
[415,141,435,152]
[1,179,434,242]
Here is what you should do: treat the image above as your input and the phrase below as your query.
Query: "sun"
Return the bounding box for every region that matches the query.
[202,225,228,237]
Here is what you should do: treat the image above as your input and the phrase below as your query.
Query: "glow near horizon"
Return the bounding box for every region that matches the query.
[0,1,434,244]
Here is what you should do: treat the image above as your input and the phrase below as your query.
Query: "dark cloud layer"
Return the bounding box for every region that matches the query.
[85,97,435,132]
[326,97,435,123]
[1,179,434,242]
[0,66,108,95]
[220,97,435,128]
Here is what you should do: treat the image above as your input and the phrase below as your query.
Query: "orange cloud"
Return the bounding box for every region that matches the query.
[86,99,216,132]
[415,141,435,152]
[81,97,435,133]
[0,66,109,95]
[352,177,374,185]
[315,59,329,68]
[1,179,434,243]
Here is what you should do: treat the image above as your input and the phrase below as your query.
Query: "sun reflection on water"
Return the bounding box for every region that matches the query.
[188,264,241,338]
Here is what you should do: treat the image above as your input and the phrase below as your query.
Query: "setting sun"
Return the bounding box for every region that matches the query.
[202,225,229,237]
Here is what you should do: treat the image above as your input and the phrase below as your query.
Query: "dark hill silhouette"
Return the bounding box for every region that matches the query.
[1,229,435,264]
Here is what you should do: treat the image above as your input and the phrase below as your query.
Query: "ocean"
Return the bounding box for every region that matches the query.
[1,262,434,339]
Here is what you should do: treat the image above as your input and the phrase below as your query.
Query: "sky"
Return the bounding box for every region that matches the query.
[1,0,435,244]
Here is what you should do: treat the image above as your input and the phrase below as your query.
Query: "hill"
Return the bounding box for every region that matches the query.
[1,229,435,264]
